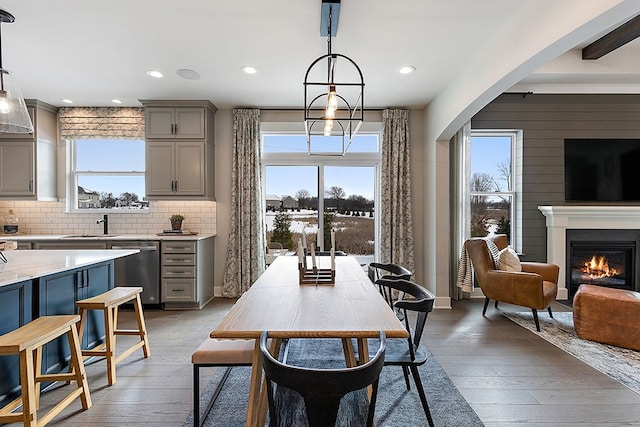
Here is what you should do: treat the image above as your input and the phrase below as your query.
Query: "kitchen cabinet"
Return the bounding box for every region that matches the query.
[0,100,58,200]
[146,140,205,196]
[0,280,33,404]
[140,100,216,200]
[161,236,213,309]
[144,107,206,139]
[38,261,113,373]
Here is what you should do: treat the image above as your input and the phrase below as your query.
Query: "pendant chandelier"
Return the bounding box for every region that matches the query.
[304,0,364,156]
[0,10,33,134]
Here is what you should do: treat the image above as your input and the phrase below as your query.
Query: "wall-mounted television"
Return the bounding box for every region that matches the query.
[565,139,640,202]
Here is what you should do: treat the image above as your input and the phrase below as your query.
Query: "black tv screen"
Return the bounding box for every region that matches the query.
[565,139,640,202]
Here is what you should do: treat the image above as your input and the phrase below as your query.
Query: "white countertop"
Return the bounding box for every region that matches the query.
[0,233,215,241]
[0,249,138,287]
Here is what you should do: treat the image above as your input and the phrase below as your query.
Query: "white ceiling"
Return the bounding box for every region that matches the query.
[2,0,640,110]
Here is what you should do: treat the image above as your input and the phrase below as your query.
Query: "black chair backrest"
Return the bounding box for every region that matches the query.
[368,263,413,309]
[367,262,412,283]
[375,278,435,350]
[260,330,386,427]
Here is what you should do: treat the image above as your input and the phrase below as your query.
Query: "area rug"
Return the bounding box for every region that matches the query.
[184,338,484,427]
[503,311,640,395]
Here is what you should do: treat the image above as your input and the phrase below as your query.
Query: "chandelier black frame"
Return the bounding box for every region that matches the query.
[303,0,364,156]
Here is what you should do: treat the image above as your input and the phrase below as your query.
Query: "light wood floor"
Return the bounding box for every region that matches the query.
[9,298,640,426]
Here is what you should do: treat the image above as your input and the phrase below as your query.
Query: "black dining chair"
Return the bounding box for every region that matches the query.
[259,330,386,427]
[369,278,436,427]
[368,262,413,317]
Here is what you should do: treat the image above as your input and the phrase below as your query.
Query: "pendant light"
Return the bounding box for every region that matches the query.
[304,0,364,156]
[0,10,33,134]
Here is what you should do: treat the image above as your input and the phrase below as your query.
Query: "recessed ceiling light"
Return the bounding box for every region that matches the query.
[61,99,73,104]
[176,68,201,80]
[111,99,122,104]
[146,70,164,78]
[241,66,258,75]
[398,66,416,75]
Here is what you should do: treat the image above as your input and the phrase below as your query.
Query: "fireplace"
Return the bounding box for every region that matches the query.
[539,205,640,299]
[566,229,640,299]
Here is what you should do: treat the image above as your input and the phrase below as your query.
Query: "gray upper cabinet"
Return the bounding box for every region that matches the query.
[0,100,58,200]
[145,107,206,139]
[140,100,217,200]
[146,140,205,196]
[0,142,34,196]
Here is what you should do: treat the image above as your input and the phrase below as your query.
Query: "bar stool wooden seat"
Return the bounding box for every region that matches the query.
[75,286,150,386]
[0,315,92,427]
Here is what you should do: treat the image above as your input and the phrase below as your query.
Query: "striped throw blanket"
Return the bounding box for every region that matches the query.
[456,238,501,293]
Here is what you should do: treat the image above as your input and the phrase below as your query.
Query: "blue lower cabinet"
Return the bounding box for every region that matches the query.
[38,261,114,375]
[0,280,33,406]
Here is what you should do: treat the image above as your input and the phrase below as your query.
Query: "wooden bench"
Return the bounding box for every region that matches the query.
[191,338,256,427]
[76,287,151,386]
[0,315,92,426]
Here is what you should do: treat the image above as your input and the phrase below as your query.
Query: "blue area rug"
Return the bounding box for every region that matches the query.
[504,311,640,395]
[185,338,484,426]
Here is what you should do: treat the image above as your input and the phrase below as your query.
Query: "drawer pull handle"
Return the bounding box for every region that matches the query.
[173,288,185,292]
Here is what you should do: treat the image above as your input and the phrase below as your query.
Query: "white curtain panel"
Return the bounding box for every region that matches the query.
[222,109,266,297]
[380,109,415,273]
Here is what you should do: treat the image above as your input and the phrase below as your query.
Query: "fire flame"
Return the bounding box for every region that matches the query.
[581,255,618,279]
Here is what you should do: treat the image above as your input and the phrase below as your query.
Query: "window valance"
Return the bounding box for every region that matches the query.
[59,107,145,139]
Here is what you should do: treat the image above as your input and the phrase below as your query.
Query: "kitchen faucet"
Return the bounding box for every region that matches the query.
[97,214,109,235]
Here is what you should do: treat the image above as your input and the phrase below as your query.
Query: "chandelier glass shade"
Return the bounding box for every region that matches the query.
[0,10,33,134]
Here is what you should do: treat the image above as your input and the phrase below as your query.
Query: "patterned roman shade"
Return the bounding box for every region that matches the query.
[59,107,145,139]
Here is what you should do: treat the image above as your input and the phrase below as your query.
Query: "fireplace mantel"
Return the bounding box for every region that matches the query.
[538,205,640,299]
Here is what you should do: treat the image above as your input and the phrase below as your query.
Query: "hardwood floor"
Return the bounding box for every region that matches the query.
[11,298,640,426]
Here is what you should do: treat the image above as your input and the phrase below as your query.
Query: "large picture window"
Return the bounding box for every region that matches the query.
[262,132,380,264]
[70,139,147,211]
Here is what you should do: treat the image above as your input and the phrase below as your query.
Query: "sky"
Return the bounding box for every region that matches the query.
[470,135,511,190]
[76,139,145,198]
[265,165,375,200]
[263,134,378,200]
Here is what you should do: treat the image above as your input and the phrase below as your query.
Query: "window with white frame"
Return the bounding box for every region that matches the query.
[69,138,147,211]
[262,131,381,263]
[464,130,522,250]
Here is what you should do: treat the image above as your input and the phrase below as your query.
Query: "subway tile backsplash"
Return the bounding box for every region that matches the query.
[0,200,216,236]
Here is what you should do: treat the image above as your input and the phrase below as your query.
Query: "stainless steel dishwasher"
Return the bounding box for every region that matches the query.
[108,241,160,305]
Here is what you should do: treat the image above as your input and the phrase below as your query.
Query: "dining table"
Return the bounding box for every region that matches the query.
[209,254,409,427]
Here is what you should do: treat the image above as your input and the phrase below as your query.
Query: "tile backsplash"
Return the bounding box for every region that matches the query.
[0,200,216,236]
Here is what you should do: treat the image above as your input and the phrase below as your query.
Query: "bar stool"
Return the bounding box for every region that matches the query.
[0,315,92,426]
[75,287,151,386]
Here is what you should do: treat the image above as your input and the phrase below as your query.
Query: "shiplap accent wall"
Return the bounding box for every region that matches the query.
[471,93,640,262]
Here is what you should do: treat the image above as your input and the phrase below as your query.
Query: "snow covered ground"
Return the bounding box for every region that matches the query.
[264,209,318,233]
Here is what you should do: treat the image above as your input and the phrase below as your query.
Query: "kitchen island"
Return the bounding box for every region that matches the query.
[1,234,215,309]
[0,249,137,407]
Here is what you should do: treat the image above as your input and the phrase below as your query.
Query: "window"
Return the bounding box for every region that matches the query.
[70,139,147,211]
[262,132,380,263]
[464,130,522,250]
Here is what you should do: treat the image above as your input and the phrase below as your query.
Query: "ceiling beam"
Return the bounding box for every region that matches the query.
[582,14,640,60]
[320,0,340,37]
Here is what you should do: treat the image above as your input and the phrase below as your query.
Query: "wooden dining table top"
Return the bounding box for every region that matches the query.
[210,255,409,340]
